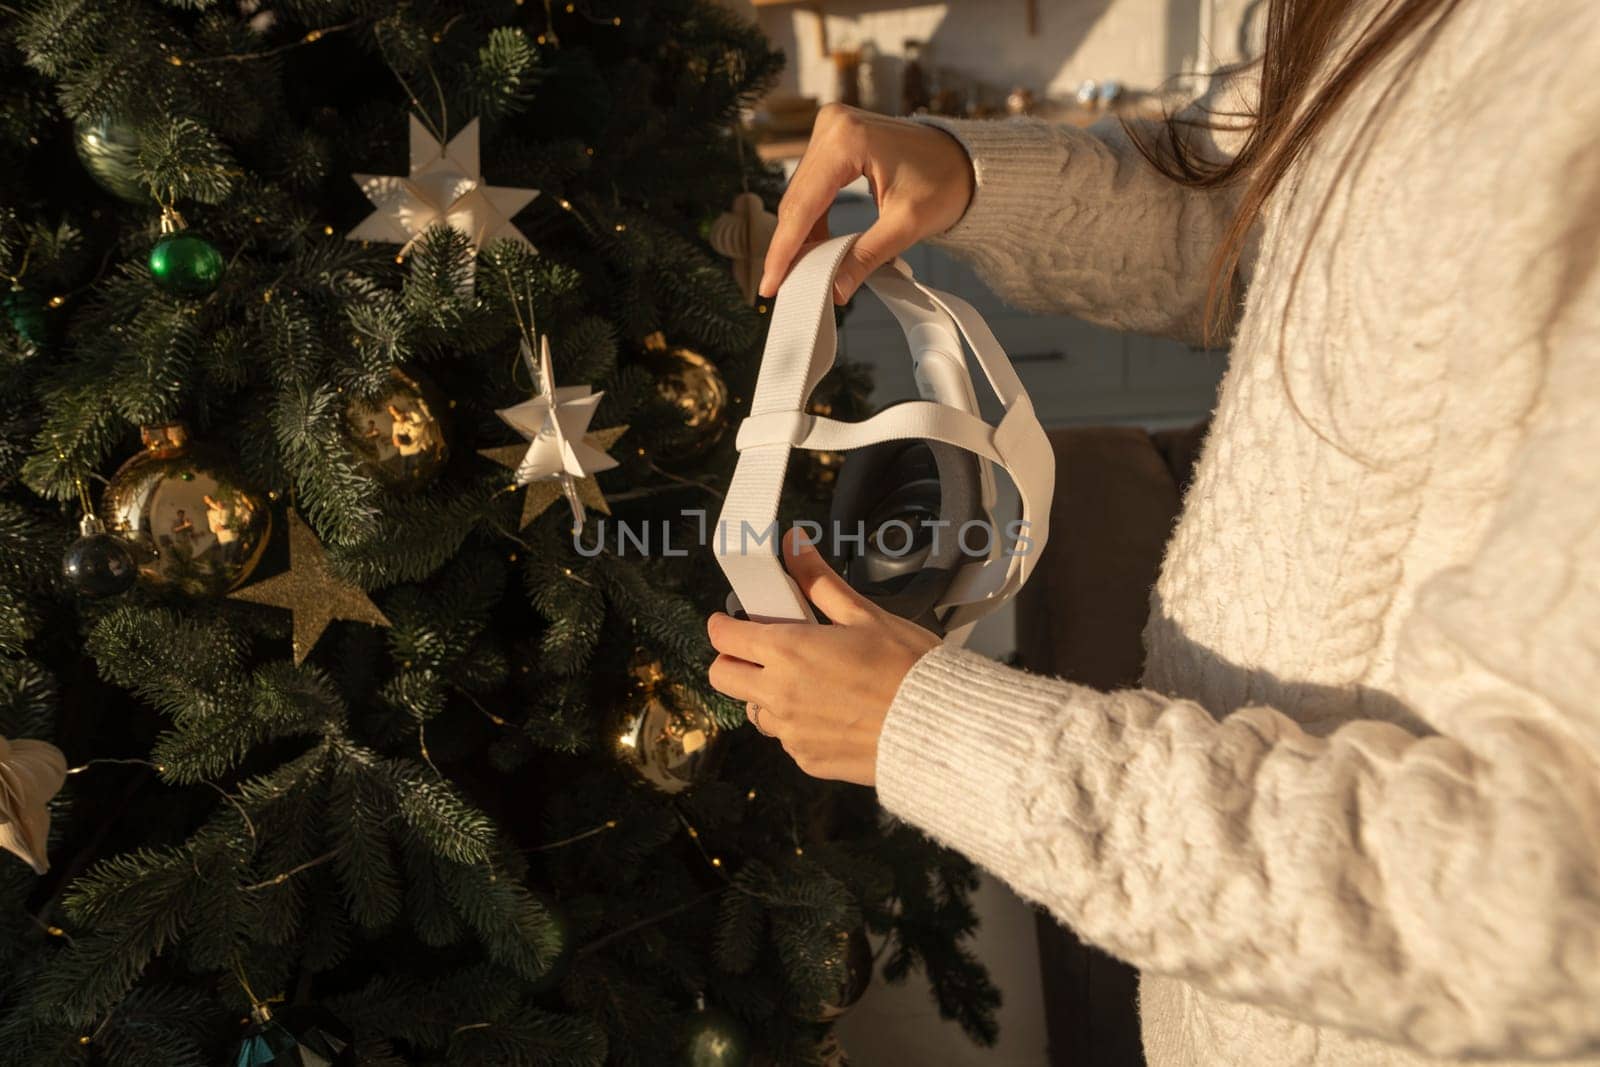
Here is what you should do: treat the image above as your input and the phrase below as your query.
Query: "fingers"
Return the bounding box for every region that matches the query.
[706,612,776,666]
[745,701,786,736]
[806,214,831,248]
[781,527,874,623]
[833,208,918,303]
[707,654,764,704]
[761,106,863,297]
[761,171,843,298]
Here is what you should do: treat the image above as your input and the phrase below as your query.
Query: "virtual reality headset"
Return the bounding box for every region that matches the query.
[715,234,1054,641]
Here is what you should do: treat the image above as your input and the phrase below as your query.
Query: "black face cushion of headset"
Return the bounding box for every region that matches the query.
[827,434,986,633]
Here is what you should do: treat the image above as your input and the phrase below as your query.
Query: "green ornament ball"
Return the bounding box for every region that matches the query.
[148,233,224,296]
[4,289,48,345]
[682,1003,751,1067]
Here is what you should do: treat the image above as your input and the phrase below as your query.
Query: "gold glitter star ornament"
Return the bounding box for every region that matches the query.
[348,116,539,289]
[230,512,391,665]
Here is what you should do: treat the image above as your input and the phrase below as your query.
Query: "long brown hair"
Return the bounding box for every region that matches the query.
[1133,0,1465,338]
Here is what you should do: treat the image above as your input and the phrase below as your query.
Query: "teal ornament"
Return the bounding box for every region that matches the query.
[4,288,47,345]
[148,233,223,296]
[233,1004,356,1067]
[73,115,146,203]
[682,1000,751,1067]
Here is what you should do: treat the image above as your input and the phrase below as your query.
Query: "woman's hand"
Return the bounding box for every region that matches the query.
[706,529,941,785]
[761,104,975,305]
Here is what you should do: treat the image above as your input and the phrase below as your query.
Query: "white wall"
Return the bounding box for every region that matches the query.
[737,0,1213,110]
[1201,0,1268,67]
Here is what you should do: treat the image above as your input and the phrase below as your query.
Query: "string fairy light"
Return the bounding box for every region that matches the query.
[528,819,620,852]
[175,16,366,66]
[672,803,727,875]
[239,848,342,892]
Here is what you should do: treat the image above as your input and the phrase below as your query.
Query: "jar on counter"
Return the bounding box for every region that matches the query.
[831,48,861,108]
[901,39,930,114]
[858,41,884,112]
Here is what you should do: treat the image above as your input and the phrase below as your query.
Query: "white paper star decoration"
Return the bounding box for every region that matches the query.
[0,734,67,874]
[483,336,626,532]
[350,117,539,290]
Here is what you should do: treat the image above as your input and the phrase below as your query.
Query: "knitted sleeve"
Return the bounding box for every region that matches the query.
[874,276,1600,1058]
[915,65,1258,346]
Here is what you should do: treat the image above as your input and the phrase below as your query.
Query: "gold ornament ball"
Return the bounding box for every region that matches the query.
[341,367,448,490]
[816,925,874,1020]
[681,1001,751,1067]
[611,659,720,795]
[104,423,272,597]
[646,332,728,461]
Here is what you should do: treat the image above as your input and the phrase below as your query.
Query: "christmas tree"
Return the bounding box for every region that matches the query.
[0,1,999,1064]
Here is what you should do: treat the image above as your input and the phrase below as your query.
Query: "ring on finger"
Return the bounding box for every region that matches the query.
[747,702,768,736]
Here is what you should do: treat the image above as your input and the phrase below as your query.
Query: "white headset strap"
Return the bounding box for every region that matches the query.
[715,234,1054,629]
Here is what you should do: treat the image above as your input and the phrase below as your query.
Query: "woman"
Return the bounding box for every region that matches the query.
[707,0,1600,1063]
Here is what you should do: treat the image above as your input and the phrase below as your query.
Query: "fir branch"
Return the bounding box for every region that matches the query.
[446,1008,607,1067]
[0,655,57,739]
[460,27,543,122]
[440,860,564,984]
[39,835,245,1026]
[382,759,495,865]
[328,765,404,928]
[136,116,236,206]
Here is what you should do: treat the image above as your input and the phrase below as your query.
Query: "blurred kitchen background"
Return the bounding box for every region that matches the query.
[742,0,1261,133]
[715,2,1266,1065]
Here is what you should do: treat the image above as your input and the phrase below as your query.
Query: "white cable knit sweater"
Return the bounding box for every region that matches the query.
[874,1,1600,1064]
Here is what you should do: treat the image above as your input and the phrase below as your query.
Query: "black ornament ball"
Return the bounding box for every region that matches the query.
[149,232,224,296]
[682,1001,751,1067]
[61,515,137,599]
[816,925,874,1020]
[232,1003,356,1067]
[73,114,146,203]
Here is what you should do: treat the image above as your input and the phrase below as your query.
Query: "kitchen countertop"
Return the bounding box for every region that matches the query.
[753,98,1165,163]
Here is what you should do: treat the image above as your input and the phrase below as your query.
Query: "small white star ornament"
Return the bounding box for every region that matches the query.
[481,336,626,532]
[0,734,67,874]
[349,116,539,291]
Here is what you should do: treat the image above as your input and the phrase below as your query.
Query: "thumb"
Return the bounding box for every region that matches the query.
[781,527,875,623]
[834,210,916,304]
